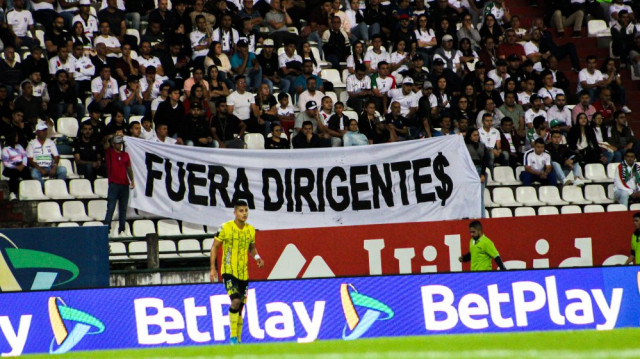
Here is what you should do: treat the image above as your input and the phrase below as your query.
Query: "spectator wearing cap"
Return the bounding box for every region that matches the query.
[371,112,398,144]
[404,54,430,89]
[387,77,418,119]
[103,134,134,236]
[429,57,462,95]
[391,14,417,50]
[432,34,459,72]
[73,122,102,182]
[364,34,391,75]
[230,39,262,92]
[119,75,146,120]
[73,0,99,42]
[258,39,290,95]
[498,28,527,62]
[345,64,372,115]
[49,70,82,120]
[91,66,120,113]
[26,123,67,184]
[322,16,352,70]
[180,102,214,147]
[295,100,322,134]
[297,76,325,114]
[139,66,164,112]
[487,59,508,90]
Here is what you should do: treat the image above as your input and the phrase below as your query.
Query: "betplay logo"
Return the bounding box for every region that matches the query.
[340,284,394,340]
[48,297,105,353]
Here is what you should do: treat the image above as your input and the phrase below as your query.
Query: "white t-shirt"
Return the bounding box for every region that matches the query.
[49,56,76,76]
[577,68,604,93]
[31,0,54,11]
[345,74,371,97]
[278,52,303,69]
[364,48,390,71]
[479,127,500,149]
[190,30,210,59]
[372,75,395,96]
[26,138,58,167]
[7,9,33,37]
[390,51,409,73]
[523,41,543,71]
[524,108,547,125]
[141,126,157,141]
[414,28,436,49]
[32,82,47,98]
[523,148,551,172]
[137,56,163,71]
[72,14,99,39]
[91,76,119,99]
[211,27,239,53]
[298,90,325,112]
[277,104,295,117]
[387,89,418,116]
[546,105,572,127]
[73,55,95,81]
[518,91,532,105]
[153,136,178,145]
[487,69,506,89]
[140,77,163,100]
[227,90,255,120]
[94,35,121,57]
[537,87,565,103]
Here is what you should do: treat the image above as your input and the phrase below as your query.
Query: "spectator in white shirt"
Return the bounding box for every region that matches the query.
[6,0,38,49]
[577,55,606,100]
[614,150,640,207]
[479,112,505,167]
[26,123,67,183]
[364,34,390,74]
[91,66,120,113]
[520,138,557,185]
[546,94,572,133]
[94,21,122,58]
[345,64,373,114]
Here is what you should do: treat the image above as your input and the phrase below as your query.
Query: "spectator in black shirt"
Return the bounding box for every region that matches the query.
[181,102,214,147]
[210,99,246,148]
[371,117,398,144]
[48,70,81,120]
[392,14,417,50]
[428,58,461,94]
[140,21,167,57]
[104,108,128,137]
[265,123,290,149]
[14,80,45,129]
[322,16,352,69]
[98,0,127,40]
[0,47,23,96]
[73,122,102,181]
[44,16,73,58]
[160,41,191,91]
[258,39,290,95]
[293,120,329,148]
[22,47,49,83]
[154,87,185,138]
[91,43,114,76]
[81,103,107,143]
[149,0,177,35]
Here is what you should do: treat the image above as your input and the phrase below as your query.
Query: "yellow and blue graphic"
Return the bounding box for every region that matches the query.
[340,283,394,340]
[48,297,105,354]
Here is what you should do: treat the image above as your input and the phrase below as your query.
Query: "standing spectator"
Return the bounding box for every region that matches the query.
[459,220,507,271]
[546,130,585,186]
[26,123,67,184]
[614,150,640,208]
[2,130,30,201]
[103,135,134,236]
[520,138,557,185]
[607,111,639,163]
[264,123,290,149]
[73,122,102,181]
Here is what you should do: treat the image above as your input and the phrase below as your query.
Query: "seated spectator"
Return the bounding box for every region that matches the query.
[153,123,182,145]
[371,61,395,111]
[91,66,120,114]
[387,77,418,119]
[385,101,410,140]
[525,115,549,150]
[181,103,214,147]
[230,39,262,92]
[601,58,631,114]
[343,118,369,146]
[212,14,239,55]
[297,77,325,114]
[410,55,435,90]
[140,66,164,110]
[140,116,157,141]
[499,117,524,167]
[457,14,481,52]
[631,34,640,79]
[487,59,508,90]
[592,88,616,123]
[258,39,289,95]
[155,87,185,139]
[129,120,142,138]
[456,38,480,75]
[73,122,102,181]
[276,92,295,124]
[572,90,596,125]
[293,120,330,149]
[0,47,23,96]
[550,0,584,38]
[433,115,455,137]
[478,112,504,167]
[81,103,106,143]
[479,14,503,44]
[325,101,350,145]
[614,150,640,208]
[521,138,557,185]
[577,56,606,102]
[119,75,145,121]
[278,40,303,97]
[432,34,460,73]
[537,70,565,109]
[210,100,246,149]
[476,98,505,129]
[295,60,325,95]
[524,95,547,130]
[531,17,580,72]
[345,64,372,115]
[93,21,121,58]
[26,123,67,184]
[499,91,525,137]
[254,83,278,134]
[71,43,95,102]
[14,80,46,129]
[1,130,30,201]
[104,108,128,137]
[607,111,640,162]
[160,41,191,92]
[476,78,503,111]
[7,0,38,50]
[547,130,585,186]
[546,94,572,133]
[568,112,604,164]
[265,123,290,149]
[482,0,510,26]
[112,43,140,85]
[611,10,636,62]
[498,28,527,62]
[322,15,351,70]
[364,34,390,74]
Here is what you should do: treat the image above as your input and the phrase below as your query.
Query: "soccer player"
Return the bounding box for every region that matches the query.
[458,220,507,271]
[624,212,640,265]
[209,201,264,344]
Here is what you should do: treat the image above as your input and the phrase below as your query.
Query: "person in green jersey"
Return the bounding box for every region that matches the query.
[624,212,640,265]
[209,200,264,344]
[458,220,507,271]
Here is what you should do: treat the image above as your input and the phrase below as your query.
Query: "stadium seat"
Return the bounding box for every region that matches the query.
[325,91,338,105]
[562,186,592,205]
[126,29,140,45]
[202,237,214,255]
[182,222,205,235]
[587,20,609,37]
[132,219,156,237]
[88,200,108,220]
[94,178,109,198]
[630,203,640,211]
[159,240,180,259]
[69,179,99,199]
[129,115,144,124]
[584,184,614,204]
[321,69,346,88]
[37,202,68,222]
[484,170,497,187]
[343,110,358,121]
[62,201,93,222]
[310,46,329,68]
[128,241,148,259]
[491,208,513,218]
[515,166,525,181]
[34,30,45,48]
[244,133,265,149]
[584,204,605,213]
[83,221,104,226]
[157,219,181,236]
[206,225,218,234]
[138,209,162,219]
[59,159,79,179]
[585,163,611,182]
[58,222,79,227]
[178,239,204,257]
[492,187,520,206]
[109,242,128,260]
[57,117,79,138]
[607,162,620,180]
[339,91,349,109]
[514,207,535,217]
[492,167,521,185]
[538,206,560,215]
[484,188,497,207]
[561,205,582,214]
[607,204,628,212]
[109,222,131,237]
[538,186,568,205]
[19,180,48,200]
[515,186,545,206]
[484,209,490,218]
[341,69,349,84]
[44,179,74,199]
[607,183,614,200]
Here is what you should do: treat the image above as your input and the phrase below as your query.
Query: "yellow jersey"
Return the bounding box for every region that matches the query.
[217,220,255,281]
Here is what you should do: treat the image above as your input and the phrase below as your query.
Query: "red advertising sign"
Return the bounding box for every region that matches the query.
[248,212,632,280]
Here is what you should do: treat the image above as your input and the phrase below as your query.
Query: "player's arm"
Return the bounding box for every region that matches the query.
[625,250,635,265]
[248,242,264,268]
[458,253,471,262]
[493,256,507,270]
[209,237,222,282]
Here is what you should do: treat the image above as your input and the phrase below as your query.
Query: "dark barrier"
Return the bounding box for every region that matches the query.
[0,226,109,292]
[0,266,638,355]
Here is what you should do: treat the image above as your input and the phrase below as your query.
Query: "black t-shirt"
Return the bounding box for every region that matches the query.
[180,115,211,145]
[72,138,100,161]
[265,137,290,149]
[255,94,277,114]
[80,119,106,143]
[98,9,126,36]
[211,114,242,142]
[44,30,73,55]
[372,128,391,144]
[257,52,279,77]
[104,121,128,137]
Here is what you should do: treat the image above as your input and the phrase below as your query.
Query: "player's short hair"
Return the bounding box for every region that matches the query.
[469,220,482,230]
[234,200,248,209]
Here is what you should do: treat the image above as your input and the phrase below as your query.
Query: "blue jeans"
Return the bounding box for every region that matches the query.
[124,103,146,120]
[245,67,263,92]
[350,23,369,43]
[551,161,583,182]
[105,183,130,233]
[263,77,291,95]
[520,170,557,186]
[30,166,67,184]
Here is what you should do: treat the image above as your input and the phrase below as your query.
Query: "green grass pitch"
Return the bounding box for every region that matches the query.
[23,328,640,359]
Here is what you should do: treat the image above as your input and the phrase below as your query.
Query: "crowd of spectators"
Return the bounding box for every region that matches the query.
[0,0,638,205]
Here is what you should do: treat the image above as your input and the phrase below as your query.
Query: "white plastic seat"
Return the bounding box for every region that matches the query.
[129,115,144,124]
[514,207,536,217]
[178,239,204,257]
[128,241,148,259]
[37,202,68,222]
[515,186,544,206]
[69,179,99,198]
[58,222,79,227]
[484,209,490,218]
[484,170,498,187]
[310,46,329,67]
[538,206,559,215]
[88,200,108,220]
[109,242,128,260]
[587,20,609,37]
[62,201,93,221]
[538,186,568,205]
[515,166,526,182]
[57,117,79,138]
[44,179,74,199]
[159,240,180,259]
[94,178,109,198]
[109,222,131,237]
[562,186,592,205]
[59,159,80,179]
[202,237,214,255]
[585,163,611,182]
[607,204,628,212]
[132,219,156,237]
[492,167,521,185]
[343,110,358,121]
[491,208,513,218]
[341,68,350,83]
[484,188,497,207]
[561,205,582,214]
[607,162,620,180]
[244,133,265,149]
[630,203,640,211]
[83,221,104,226]
[157,219,181,236]
[584,184,614,204]
[182,222,205,234]
[584,204,605,213]
[325,91,338,105]
[492,187,520,206]
[607,183,614,200]
[19,180,48,200]
[126,28,140,45]
[321,69,346,88]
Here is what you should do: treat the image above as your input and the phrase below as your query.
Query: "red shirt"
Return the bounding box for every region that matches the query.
[497,43,526,60]
[105,147,131,185]
[592,100,614,122]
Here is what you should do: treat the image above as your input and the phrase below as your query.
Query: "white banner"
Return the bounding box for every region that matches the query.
[125,136,481,230]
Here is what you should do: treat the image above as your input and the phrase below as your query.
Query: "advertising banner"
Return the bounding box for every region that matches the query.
[125,135,481,230]
[0,266,638,356]
[248,212,632,280]
[0,226,109,292]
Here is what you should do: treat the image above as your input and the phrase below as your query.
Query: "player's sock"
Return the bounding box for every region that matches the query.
[237,315,244,343]
[229,309,239,339]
